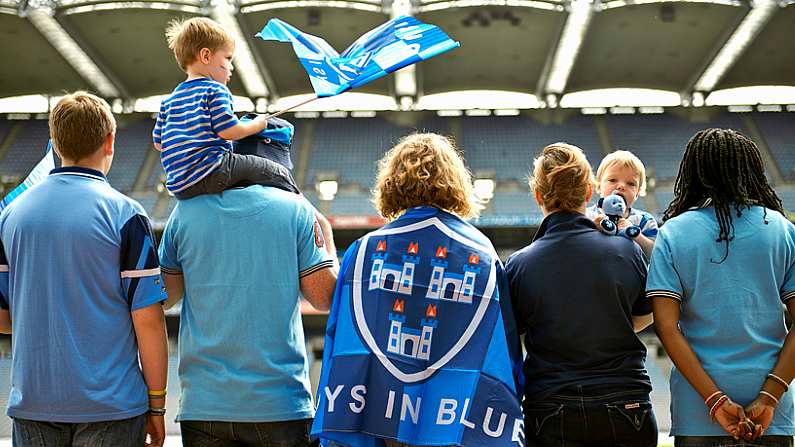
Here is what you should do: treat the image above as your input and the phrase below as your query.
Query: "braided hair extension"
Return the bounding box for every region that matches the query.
[664,128,784,262]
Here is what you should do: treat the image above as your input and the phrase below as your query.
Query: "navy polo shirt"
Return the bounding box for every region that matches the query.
[505,211,651,402]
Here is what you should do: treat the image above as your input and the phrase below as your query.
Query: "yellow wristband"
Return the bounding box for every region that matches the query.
[147,389,167,397]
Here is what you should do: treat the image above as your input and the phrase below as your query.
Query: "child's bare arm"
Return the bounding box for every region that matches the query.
[217,115,268,141]
[634,233,655,258]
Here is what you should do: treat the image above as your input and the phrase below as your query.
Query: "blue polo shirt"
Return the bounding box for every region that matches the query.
[506,211,652,402]
[647,205,795,436]
[0,167,165,423]
[158,186,334,422]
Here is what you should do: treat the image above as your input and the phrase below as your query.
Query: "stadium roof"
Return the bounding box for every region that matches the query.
[0,0,793,109]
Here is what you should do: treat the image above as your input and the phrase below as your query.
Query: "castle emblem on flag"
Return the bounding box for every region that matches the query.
[352,217,497,384]
[368,240,419,295]
[387,300,438,361]
[426,247,480,303]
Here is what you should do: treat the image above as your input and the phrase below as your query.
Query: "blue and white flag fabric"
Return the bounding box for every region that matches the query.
[256,16,459,97]
[312,206,525,447]
[0,141,55,213]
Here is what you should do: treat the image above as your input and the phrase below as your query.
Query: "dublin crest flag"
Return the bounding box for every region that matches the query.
[256,16,459,97]
[312,206,525,447]
[0,141,55,213]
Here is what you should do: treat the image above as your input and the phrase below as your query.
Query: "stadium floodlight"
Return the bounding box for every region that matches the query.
[437,109,463,116]
[241,1,382,13]
[609,106,635,114]
[580,107,607,114]
[693,0,778,92]
[638,106,665,114]
[706,86,795,106]
[317,180,339,201]
[210,0,269,98]
[473,178,495,202]
[60,2,203,15]
[417,0,563,13]
[351,110,376,117]
[545,0,594,95]
[494,108,521,116]
[757,104,782,112]
[465,109,491,116]
[26,8,120,98]
[727,104,753,112]
[599,0,740,11]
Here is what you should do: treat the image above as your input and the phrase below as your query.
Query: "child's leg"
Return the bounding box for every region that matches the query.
[214,152,300,194]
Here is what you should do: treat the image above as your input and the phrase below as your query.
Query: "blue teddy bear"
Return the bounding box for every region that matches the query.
[598,193,641,238]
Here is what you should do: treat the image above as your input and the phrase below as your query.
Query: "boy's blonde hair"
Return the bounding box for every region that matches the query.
[595,150,647,197]
[165,17,234,71]
[530,142,594,213]
[373,133,481,220]
[49,91,116,162]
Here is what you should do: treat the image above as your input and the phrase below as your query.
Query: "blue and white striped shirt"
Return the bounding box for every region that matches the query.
[153,78,239,194]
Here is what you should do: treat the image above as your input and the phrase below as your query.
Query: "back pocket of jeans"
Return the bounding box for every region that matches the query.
[525,404,563,437]
[606,400,657,447]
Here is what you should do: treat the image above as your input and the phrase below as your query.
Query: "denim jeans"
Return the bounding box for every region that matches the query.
[675,436,794,447]
[12,414,146,447]
[525,385,658,447]
[180,419,313,447]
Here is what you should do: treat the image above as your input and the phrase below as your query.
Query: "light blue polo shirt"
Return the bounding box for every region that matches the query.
[647,205,795,436]
[158,186,333,422]
[0,167,165,423]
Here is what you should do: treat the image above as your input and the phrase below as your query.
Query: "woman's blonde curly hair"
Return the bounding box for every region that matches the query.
[530,142,594,213]
[373,133,481,220]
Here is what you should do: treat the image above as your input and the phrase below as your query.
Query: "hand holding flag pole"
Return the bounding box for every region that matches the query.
[256,15,459,118]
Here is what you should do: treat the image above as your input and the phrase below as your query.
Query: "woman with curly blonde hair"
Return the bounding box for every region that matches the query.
[506,143,657,447]
[372,133,480,221]
[312,133,524,447]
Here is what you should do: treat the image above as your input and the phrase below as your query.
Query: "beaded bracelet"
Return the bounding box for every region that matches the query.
[760,390,780,405]
[767,373,790,392]
[709,395,729,420]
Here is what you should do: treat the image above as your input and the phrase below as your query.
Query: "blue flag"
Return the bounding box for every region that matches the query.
[312,206,525,447]
[0,141,55,213]
[256,16,459,97]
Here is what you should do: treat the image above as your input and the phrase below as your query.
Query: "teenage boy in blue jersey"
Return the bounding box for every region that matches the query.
[0,91,168,447]
[153,16,298,199]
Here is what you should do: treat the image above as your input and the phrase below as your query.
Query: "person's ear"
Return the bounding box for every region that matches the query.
[199,48,212,64]
[103,132,115,157]
[586,183,593,203]
[534,189,544,208]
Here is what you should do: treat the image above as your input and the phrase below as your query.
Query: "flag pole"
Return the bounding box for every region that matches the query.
[263,96,319,119]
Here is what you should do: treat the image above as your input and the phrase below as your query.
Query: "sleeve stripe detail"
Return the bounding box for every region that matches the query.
[782,290,795,303]
[647,290,683,302]
[120,267,161,279]
[160,266,183,275]
[299,260,334,278]
[0,265,7,272]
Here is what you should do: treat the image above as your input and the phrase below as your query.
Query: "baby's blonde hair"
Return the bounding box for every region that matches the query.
[595,150,647,197]
[373,133,481,220]
[165,17,234,72]
[530,142,594,213]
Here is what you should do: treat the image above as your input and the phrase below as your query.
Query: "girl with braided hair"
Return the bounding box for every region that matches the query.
[648,128,795,447]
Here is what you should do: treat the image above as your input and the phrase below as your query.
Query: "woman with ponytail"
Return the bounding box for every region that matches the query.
[506,143,658,447]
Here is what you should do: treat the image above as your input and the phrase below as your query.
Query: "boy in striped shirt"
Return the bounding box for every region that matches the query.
[153,17,299,199]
